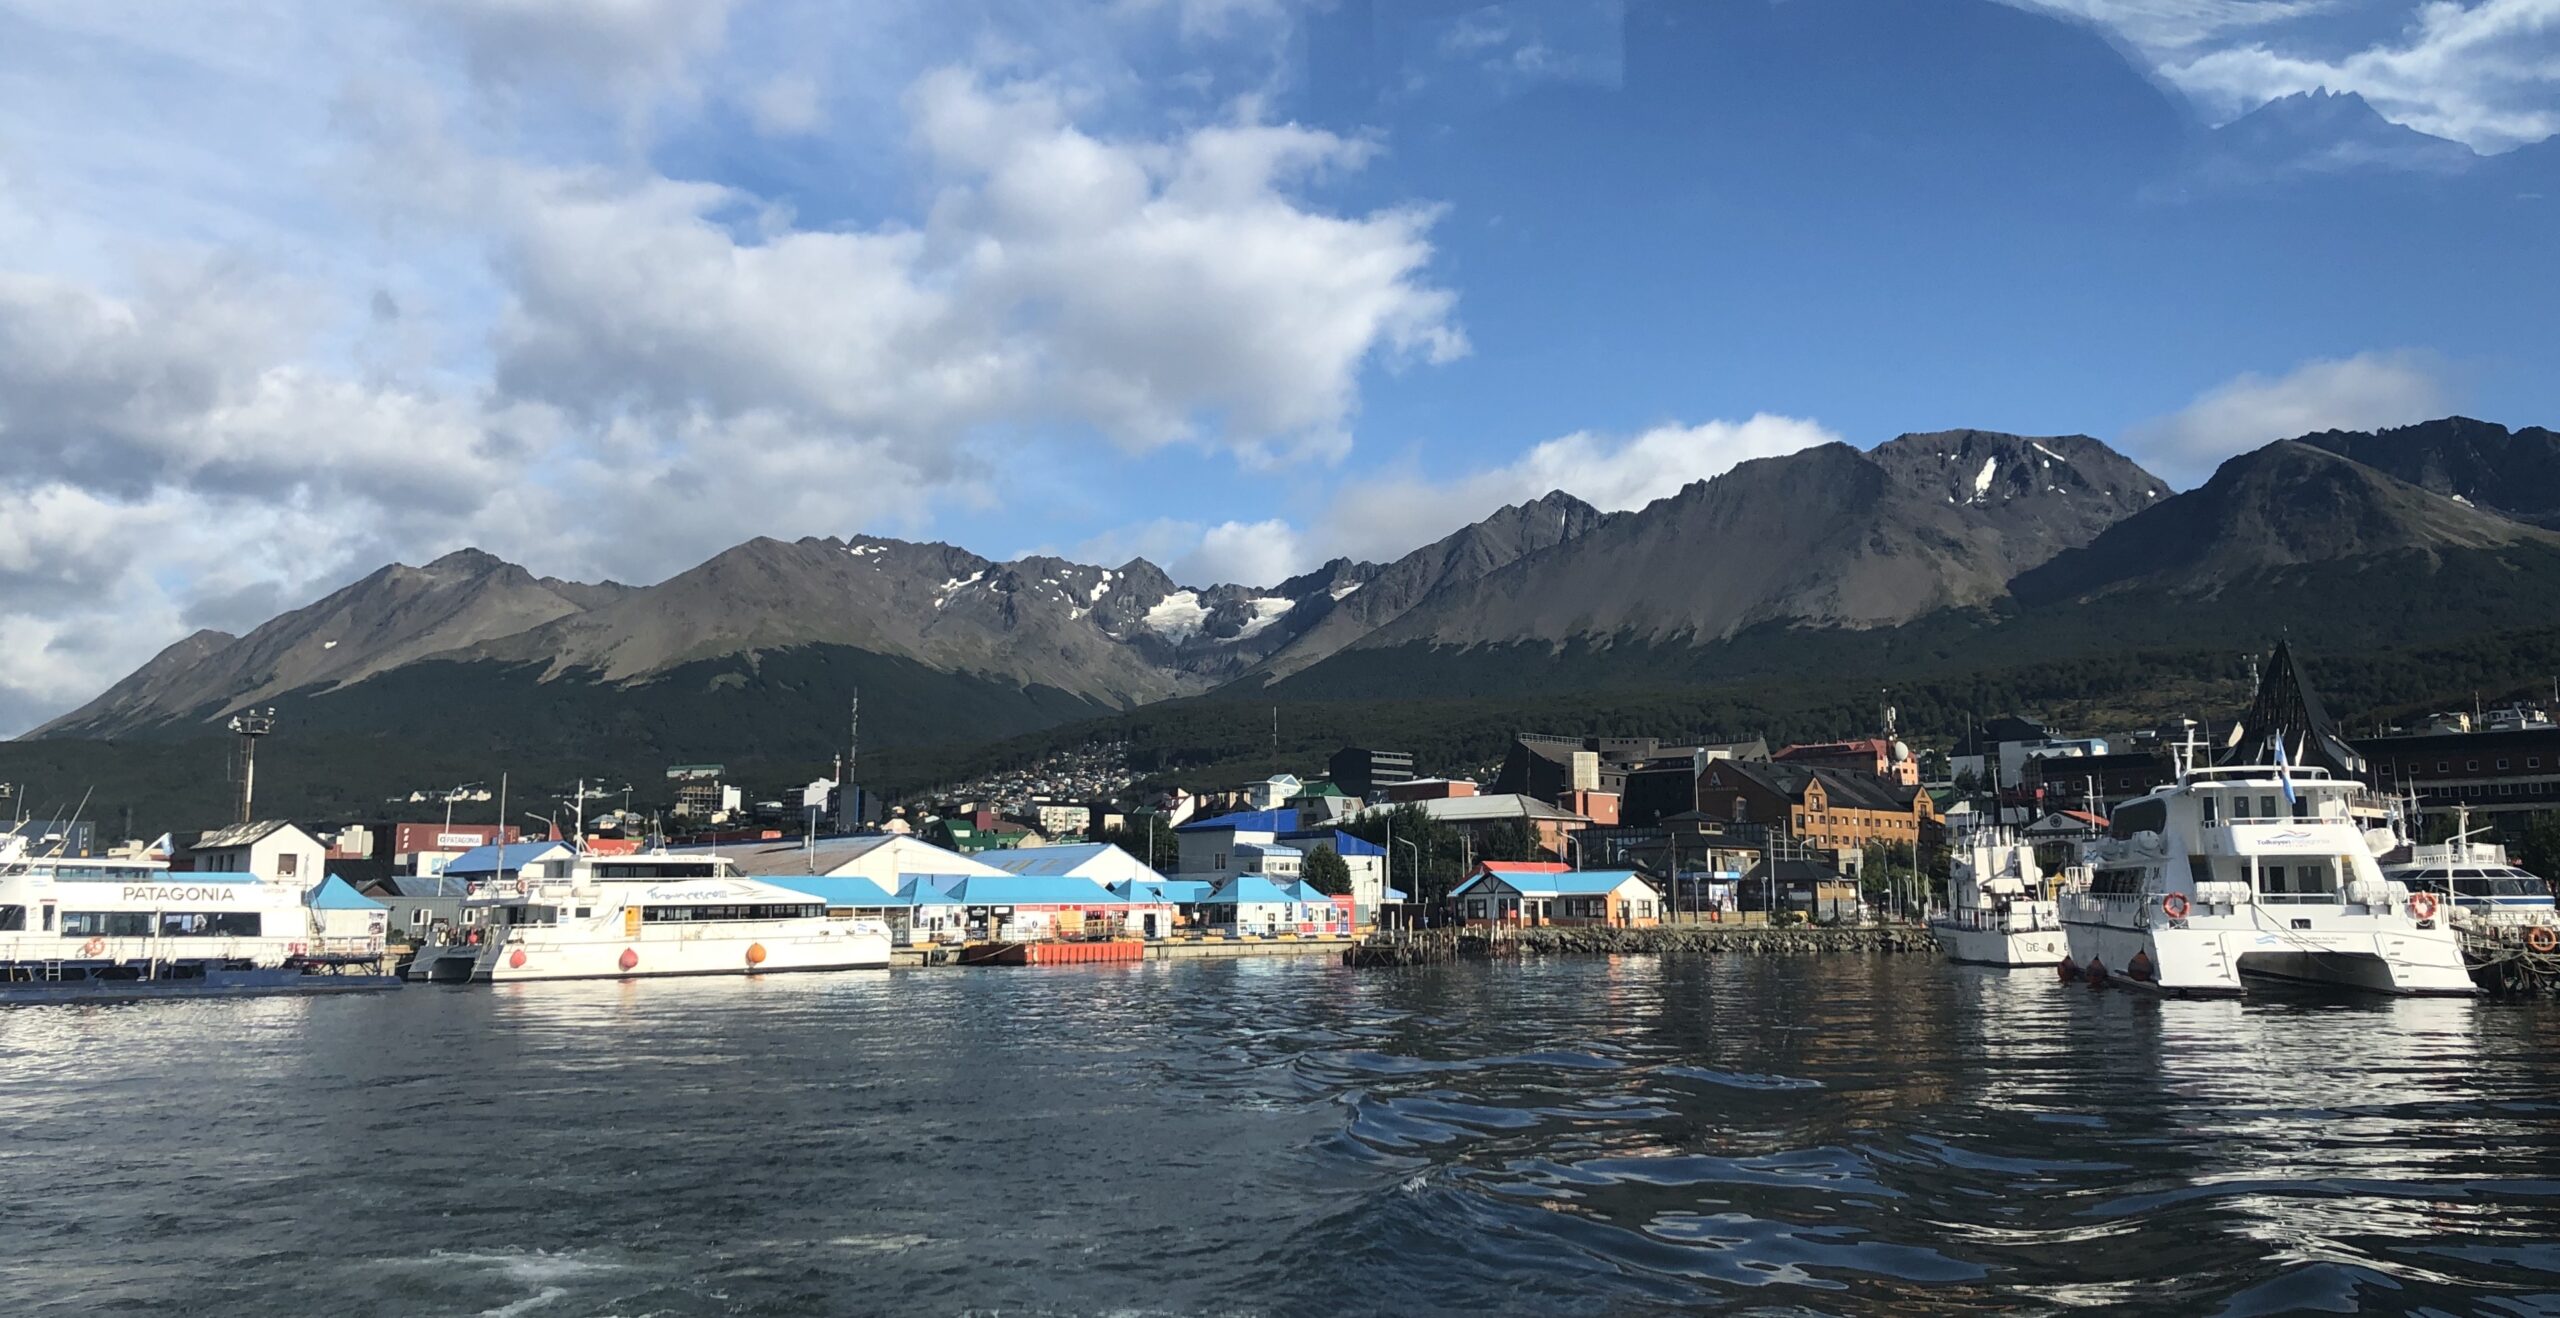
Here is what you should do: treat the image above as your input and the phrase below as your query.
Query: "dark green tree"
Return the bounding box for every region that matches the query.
[1303,844,1353,896]
[1343,804,1470,912]
[1480,819,1545,864]
[1101,813,1181,873]
[2515,811,2560,882]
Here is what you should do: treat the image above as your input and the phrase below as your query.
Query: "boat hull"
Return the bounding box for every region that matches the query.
[0,966,400,1006]
[471,923,891,982]
[2063,915,2474,996]
[1929,920,2066,967]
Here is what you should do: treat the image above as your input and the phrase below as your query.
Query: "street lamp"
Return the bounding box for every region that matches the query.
[1394,838,1420,923]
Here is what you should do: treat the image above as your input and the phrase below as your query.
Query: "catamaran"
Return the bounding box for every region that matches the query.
[1929,828,2065,966]
[407,850,892,983]
[2060,642,2476,996]
[0,838,394,1000]
[2060,756,2473,995]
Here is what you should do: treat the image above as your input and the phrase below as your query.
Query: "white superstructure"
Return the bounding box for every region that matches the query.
[2060,764,2473,996]
[1928,830,2065,966]
[409,851,891,984]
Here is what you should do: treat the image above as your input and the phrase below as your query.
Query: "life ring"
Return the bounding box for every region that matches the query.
[78,937,104,957]
[2161,892,2191,921]
[2408,891,2440,921]
[2526,926,2559,955]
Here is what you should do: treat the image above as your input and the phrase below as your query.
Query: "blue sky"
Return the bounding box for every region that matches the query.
[2,0,2557,734]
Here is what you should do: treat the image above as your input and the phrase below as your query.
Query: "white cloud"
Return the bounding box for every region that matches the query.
[0,7,1467,734]
[2160,0,2560,151]
[2007,1,2335,54]
[1316,415,1843,565]
[413,0,741,106]
[745,72,824,135]
[1174,519,1305,587]
[2120,351,2454,487]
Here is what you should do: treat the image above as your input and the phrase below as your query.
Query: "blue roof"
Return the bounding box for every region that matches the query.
[306,875,384,910]
[1175,809,1299,835]
[444,841,572,876]
[1452,868,1651,898]
[1204,875,1301,904]
[1279,829,1383,858]
[758,875,899,906]
[982,843,1121,876]
[936,875,1126,906]
[1277,881,1339,903]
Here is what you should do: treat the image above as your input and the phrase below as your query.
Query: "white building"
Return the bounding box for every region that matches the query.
[1173,809,1294,882]
[188,821,328,891]
[983,842,1165,890]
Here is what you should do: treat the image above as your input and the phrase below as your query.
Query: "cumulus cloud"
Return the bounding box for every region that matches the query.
[1315,415,1843,565]
[2120,351,2454,487]
[1174,519,1306,587]
[0,12,1467,733]
[414,0,741,106]
[2160,0,2560,151]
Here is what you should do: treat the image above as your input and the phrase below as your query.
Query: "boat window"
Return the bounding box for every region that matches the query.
[159,912,261,936]
[42,907,53,931]
[2201,796,2218,824]
[2259,796,2279,819]
[0,905,22,932]
[2108,800,2167,839]
[60,911,153,937]
[639,903,825,922]
[2258,859,2341,902]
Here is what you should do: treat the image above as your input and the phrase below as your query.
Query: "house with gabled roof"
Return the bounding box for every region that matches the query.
[1450,866,1661,928]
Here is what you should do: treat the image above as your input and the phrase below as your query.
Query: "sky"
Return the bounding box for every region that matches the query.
[2,0,2558,736]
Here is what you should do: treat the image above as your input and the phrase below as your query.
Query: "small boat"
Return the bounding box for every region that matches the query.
[1928,829,2065,967]
[0,839,399,1002]
[413,851,893,983]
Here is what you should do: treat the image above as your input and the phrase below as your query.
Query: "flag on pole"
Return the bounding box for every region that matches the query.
[2272,734,2297,807]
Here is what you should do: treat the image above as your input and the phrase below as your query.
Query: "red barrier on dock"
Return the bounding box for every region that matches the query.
[997,939,1144,966]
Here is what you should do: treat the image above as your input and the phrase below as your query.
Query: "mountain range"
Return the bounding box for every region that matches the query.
[29,417,2560,766]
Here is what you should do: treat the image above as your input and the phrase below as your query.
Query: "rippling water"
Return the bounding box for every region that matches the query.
[4,956,2558,1316]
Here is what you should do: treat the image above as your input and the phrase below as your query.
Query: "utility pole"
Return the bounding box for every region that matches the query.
[841,688,861,835]
[227,708,275,825]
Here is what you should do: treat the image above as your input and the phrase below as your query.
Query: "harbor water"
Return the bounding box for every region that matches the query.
[4,956,2558,1316]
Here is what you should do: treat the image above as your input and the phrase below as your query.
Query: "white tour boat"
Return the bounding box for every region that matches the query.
[409,850,892,984]
[2378,807,2560,934]
[1929,830,2065,966]
[1,838,394,999]
[2060,761,2473,996]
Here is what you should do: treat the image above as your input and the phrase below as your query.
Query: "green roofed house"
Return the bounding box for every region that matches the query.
[1286,780,1359,825]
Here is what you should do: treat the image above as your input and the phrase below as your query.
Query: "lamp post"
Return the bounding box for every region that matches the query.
[1395,838,1420,925]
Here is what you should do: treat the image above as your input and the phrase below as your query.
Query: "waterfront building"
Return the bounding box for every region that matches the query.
[1173,808,1297,881]
[1278,828,1389,924]
[181,821,329,891]
[2356,720,2560,824]
[1450,865,1661,927]
[1776,737,1920,788]
[1328,746,1416,800]
[1198,875,1326,936]
[983,841,1166,891]
[1693,761,1938,861]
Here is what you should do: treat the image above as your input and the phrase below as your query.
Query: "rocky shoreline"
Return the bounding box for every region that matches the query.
[1345,924,1937,967]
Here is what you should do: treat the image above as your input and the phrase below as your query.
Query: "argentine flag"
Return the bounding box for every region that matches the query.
[2272,734,2297,807]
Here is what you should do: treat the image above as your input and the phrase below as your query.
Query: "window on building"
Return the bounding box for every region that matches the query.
[2499,759,2512,771]
[276,854,299,877]
[2438,761,2450,772]
[2468,760,2481,772]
